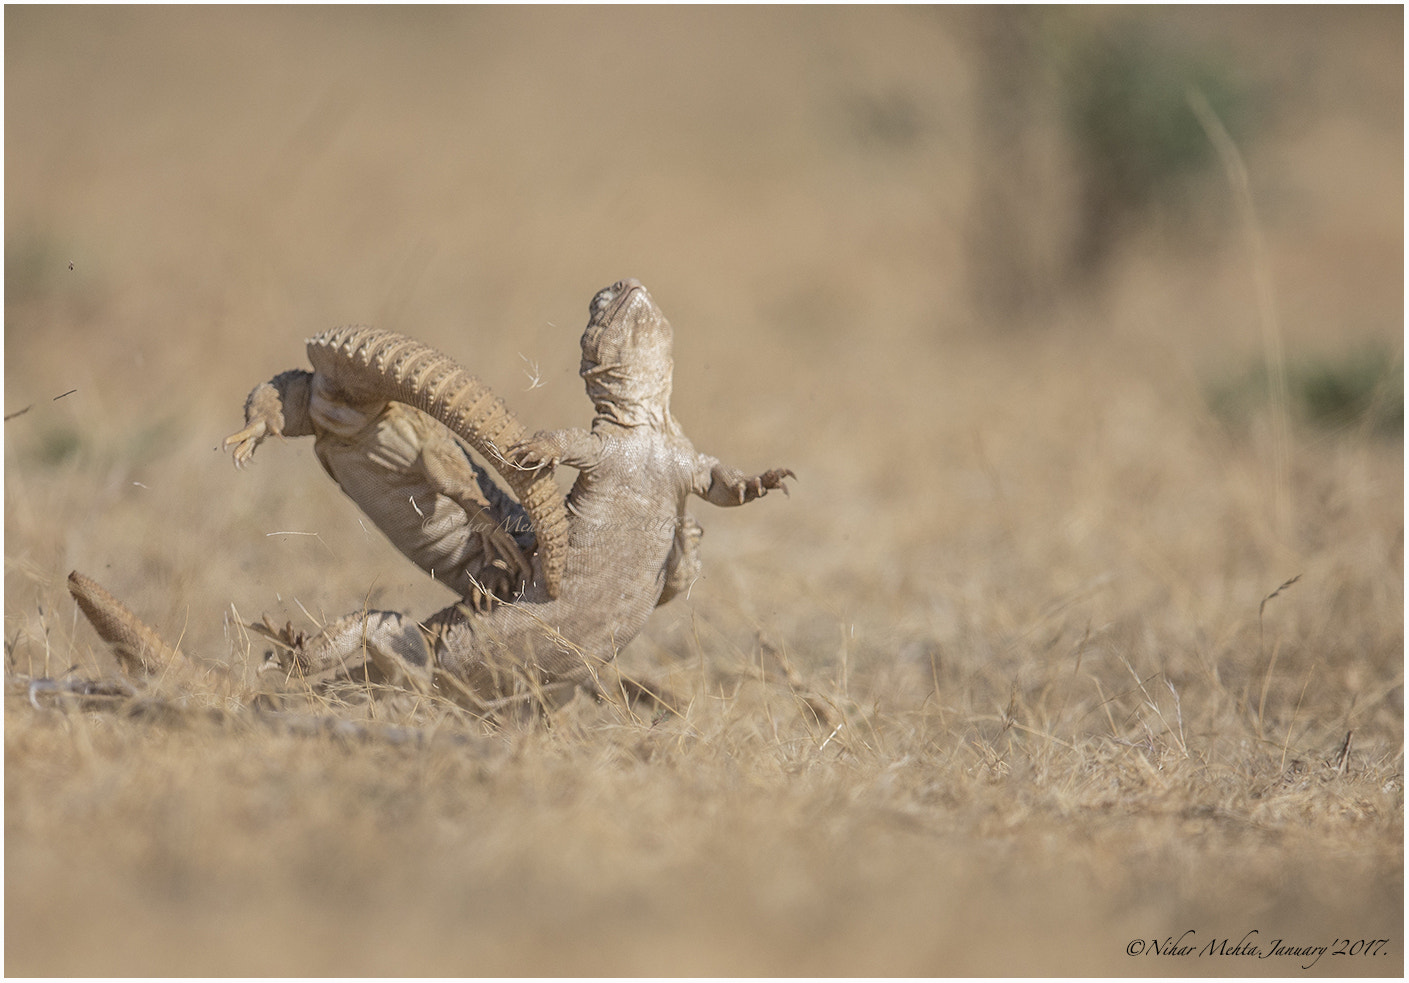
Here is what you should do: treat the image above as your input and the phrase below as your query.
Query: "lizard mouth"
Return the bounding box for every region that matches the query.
[589,278,647,324]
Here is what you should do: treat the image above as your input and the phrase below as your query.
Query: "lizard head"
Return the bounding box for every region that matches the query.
[579,278,675,428]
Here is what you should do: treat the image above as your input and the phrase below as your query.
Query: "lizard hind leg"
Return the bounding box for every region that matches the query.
[254,609,435,694]
[224,370,316,468]
[657,513,704,606]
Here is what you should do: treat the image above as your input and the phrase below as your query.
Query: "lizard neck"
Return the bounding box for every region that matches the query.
[590,395,675,432]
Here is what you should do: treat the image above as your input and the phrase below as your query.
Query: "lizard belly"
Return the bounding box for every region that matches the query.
[315,431,482,593]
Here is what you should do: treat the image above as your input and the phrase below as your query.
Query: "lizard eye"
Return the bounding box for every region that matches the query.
[589,285,618,318]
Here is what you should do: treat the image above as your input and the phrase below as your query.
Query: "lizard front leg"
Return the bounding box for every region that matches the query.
[508,427,604,472]
[694,455,795,507]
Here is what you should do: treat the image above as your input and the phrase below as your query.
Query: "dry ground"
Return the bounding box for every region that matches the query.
[5,7,1403,976]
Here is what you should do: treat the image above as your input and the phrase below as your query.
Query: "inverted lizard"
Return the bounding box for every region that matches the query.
[71,279,791,706]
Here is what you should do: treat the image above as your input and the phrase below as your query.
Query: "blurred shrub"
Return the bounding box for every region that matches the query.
[32,424,84,466]
[1206,346,1404,437]
[1059,18,1249,279]
[965,11,1253,321]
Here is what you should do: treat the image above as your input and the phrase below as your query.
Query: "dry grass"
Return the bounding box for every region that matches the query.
[5,7,1402,976]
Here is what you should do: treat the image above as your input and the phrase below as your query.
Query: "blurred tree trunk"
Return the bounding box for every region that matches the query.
[964,7,1063,327]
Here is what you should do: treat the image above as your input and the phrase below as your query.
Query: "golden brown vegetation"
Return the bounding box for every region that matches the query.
[5,7,1402,976]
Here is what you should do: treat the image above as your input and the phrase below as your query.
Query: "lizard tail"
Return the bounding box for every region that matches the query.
[306,327,570,598]
[68,570,182,676]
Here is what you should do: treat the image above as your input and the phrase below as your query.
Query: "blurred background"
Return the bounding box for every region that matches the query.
[5,6,1402,976]
[6,7,1400,625]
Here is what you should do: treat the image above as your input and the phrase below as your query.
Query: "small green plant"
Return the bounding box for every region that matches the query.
[1206,345,1403,437]
[1295,347,1404,433]
[33,424,84,466]
[1059,18,1249,278]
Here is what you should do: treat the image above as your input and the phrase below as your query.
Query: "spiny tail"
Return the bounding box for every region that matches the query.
[68,571,182,676]
[306,326,570,598]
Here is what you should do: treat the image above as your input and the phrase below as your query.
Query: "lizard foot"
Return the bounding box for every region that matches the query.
[730,467,795,503]
[224,381,290,468]
[252,610,434,689]
[249,616,310,674]
[226,374,311,468]
[223,421,269,468]
[505,433,561,472]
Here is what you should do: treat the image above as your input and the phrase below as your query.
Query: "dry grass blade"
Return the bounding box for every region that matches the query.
[1332,729,1354,775]
[1258,573,1303,626]
[1188,85,1293,542]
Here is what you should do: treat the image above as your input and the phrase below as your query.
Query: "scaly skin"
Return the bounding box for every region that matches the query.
[279,279,791,695]
[224,338,707,613]
[67,571,182,675]
[72,279,792,706]
[228,386,536,609]
[225,327,570,600]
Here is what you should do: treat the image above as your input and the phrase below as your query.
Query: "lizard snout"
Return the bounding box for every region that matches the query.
[589,278,647,323]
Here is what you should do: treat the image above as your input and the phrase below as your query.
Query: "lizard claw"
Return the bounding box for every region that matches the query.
[226,380,291,469]
[507,437,559,472]
[733,467,794,502]
[224,421,268,469]
[249,616,307,672]
[760,468,795,498]
[459,529,532,610]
